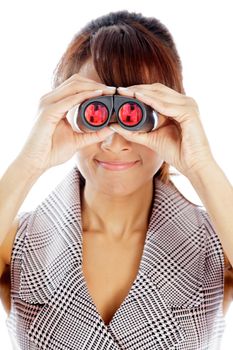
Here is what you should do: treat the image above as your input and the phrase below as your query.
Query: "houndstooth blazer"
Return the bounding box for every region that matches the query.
[5,165,226,349]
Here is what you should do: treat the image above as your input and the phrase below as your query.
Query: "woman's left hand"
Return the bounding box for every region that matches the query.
[109,83,215,178]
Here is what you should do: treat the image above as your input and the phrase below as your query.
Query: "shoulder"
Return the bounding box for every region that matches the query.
[198,207,233,299]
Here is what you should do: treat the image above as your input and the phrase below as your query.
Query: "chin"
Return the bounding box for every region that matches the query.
[100,186,137,197]
[93,176,145,197]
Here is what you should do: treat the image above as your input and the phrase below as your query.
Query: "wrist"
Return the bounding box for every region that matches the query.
[185,158,218,182]
[13,156,45,181]
[186,159,225,195]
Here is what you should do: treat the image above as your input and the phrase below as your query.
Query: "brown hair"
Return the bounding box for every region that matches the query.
[52,10,185,185]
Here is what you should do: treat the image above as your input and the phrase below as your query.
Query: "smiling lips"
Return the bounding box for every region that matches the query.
[95,159,140,171]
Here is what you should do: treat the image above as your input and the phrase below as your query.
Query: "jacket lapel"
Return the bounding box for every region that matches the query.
[18,165,206,349]
[19,166,85,304]
[106,176,206,349]
[140,177,206,309]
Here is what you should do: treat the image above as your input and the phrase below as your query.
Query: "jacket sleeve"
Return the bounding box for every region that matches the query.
[200,209,225,305]
[10,211,32,296]
[201,209,225,267]
[199,208,226,349]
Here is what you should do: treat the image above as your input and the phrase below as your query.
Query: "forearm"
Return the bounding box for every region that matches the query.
[187,159,233,267]
[0,158,42,247]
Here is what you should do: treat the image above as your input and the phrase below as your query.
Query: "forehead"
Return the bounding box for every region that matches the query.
[78,58,102,83]
[77,58,152,86]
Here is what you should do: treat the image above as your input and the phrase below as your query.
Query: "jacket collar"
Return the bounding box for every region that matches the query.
[18,165,206,349]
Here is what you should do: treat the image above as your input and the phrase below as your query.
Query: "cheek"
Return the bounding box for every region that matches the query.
[142,158,164,180]
[139,150,164,181]
[141,149,164,171]
[75,148,96,173]
[75,143,98,161]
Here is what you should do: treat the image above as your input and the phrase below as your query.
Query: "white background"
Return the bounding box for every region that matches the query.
[0,0,232,348]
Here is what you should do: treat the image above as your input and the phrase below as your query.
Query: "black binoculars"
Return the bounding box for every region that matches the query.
[66,94,159,133]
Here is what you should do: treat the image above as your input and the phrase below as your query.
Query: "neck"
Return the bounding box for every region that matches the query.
[80,178,154,241]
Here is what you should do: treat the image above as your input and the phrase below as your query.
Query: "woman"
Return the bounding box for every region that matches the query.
[0,10,233,350]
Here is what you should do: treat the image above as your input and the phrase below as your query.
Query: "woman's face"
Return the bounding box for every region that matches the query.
[75,60,164,196]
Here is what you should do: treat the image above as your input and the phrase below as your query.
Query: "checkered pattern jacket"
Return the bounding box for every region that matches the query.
[5,165,226,349]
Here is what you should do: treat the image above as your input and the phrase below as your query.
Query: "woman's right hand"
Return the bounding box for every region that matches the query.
[17,74,116,174]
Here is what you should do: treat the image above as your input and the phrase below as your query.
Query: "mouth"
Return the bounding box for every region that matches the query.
[94,159,140,171]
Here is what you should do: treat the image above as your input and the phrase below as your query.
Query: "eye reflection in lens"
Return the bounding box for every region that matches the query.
[84,102,109,126]
[118,102,143,126]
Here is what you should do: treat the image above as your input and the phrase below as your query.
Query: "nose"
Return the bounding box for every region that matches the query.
[108,110,118,125]
[101,131,133,153]
[100,114,133,153]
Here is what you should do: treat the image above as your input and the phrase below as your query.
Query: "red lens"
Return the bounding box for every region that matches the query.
[118,102,143,126]
[84,102,109,126]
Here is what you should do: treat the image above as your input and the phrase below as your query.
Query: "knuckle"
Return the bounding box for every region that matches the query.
[65,73,80,82]
[39,92,49,101]
[38,97,47,108]
[70,80,103,92]
[37,103,47,115]
[179,97,187,106]
[154,89,164,97]
[70,80,90,93]
[70,80,80,89]
[192,98,198,108]
[187,96,197,106]
[153,82,164,88]
[192,105,200,115]
[159,100,170,110]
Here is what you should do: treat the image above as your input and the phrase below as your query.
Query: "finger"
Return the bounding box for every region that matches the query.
[118,82,184,96]
[41,73,97,98]
[55,73,104,89]
[74,126,115,150]
[117,86,186,105]
[129,90,198,124]
[41,81,116,105]
[109,124,160,152]
[109,123,149,143]
[38,89,105,126]
[109,122,180,155]
[42,71,115,99]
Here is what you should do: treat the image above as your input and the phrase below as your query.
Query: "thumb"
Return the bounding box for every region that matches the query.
[74,126,115,150]
[109,124,180,155]
[109,125,156,150]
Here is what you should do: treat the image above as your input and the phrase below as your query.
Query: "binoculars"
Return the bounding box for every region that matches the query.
[66,95,159,133]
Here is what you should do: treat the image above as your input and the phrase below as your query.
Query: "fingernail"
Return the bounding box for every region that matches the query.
[118,87,128,90]
[109,126,130,134]
[109,126,117,132]
[106,86,116,89]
